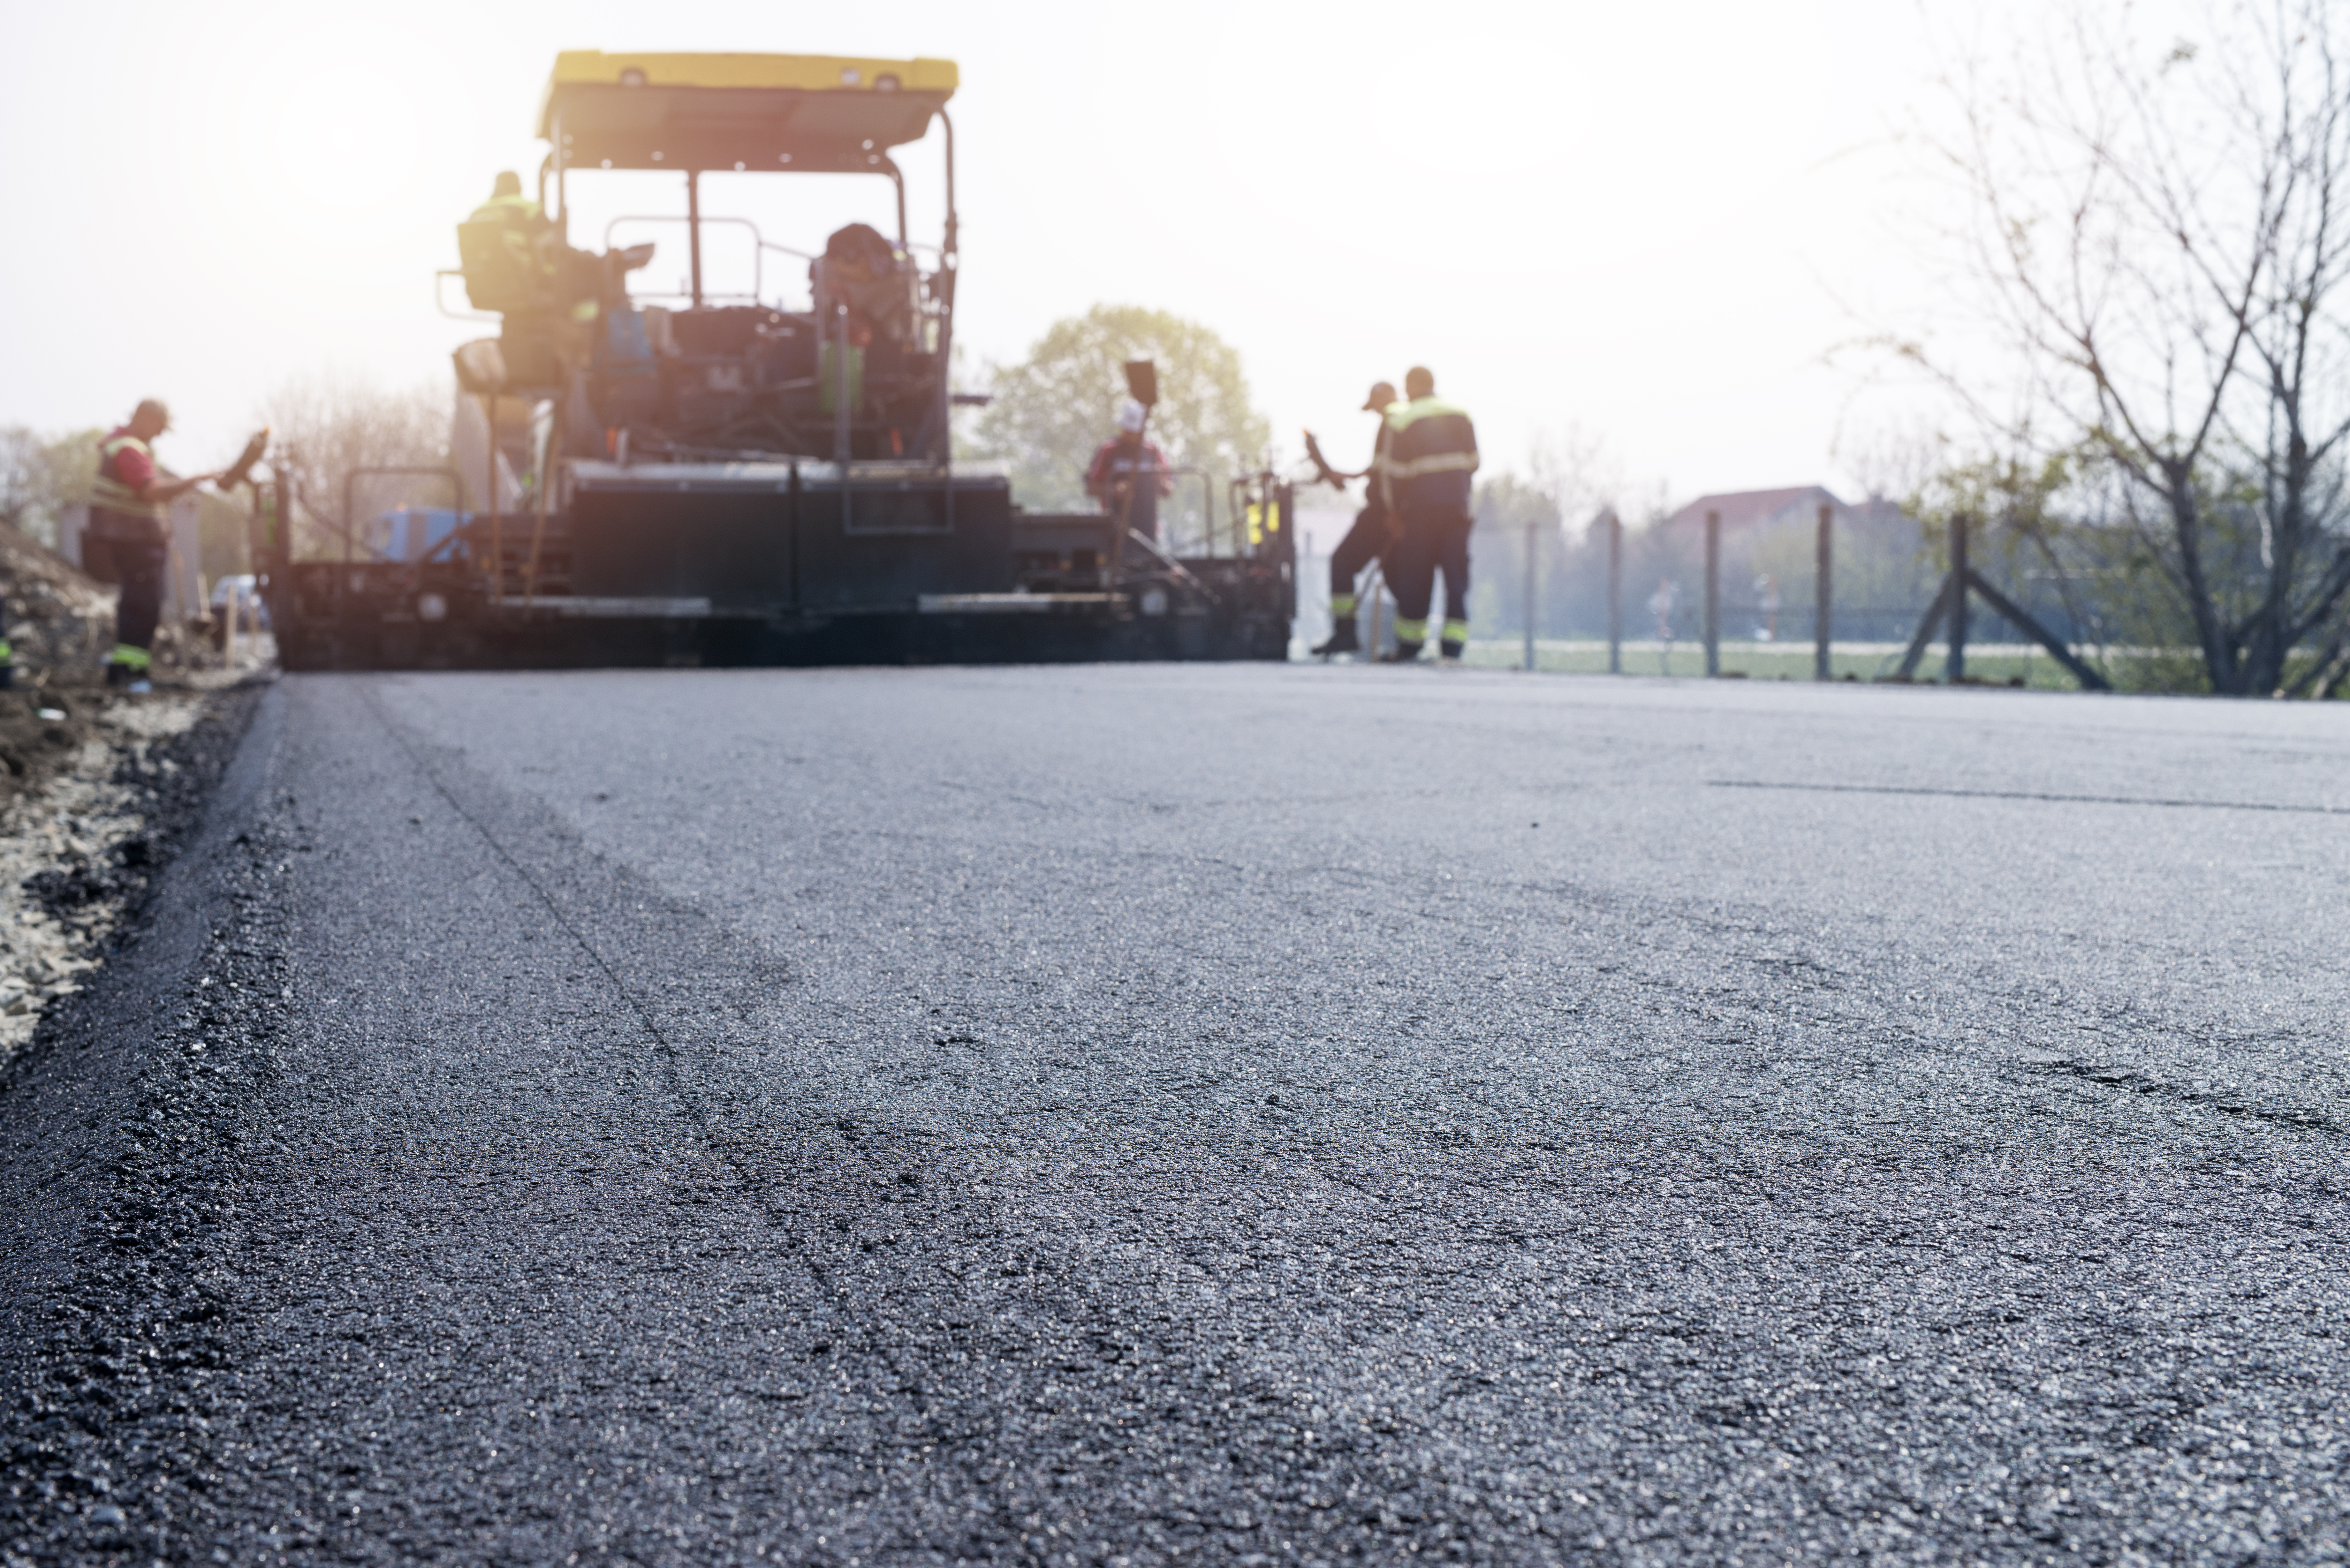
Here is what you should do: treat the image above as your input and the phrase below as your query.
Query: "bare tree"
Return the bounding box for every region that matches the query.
[0,426,104,549]
[1526,424,1620,539]
[256,369,452,559]
[1920,0,2350,694]
[1832,418,1946,507]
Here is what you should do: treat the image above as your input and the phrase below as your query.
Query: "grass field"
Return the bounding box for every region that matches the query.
[1452,639,2082,687]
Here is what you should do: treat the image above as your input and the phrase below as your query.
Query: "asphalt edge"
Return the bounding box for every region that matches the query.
[0,678,289,1567]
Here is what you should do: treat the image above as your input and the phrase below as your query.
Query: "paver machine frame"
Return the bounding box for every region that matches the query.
[266,51,1294,670]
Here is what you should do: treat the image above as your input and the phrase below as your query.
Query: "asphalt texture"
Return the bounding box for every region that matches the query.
[4,665,2348,1566]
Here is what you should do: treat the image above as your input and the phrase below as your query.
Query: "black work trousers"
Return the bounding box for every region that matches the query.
[113,539,168,652]
[1327,504,1391,606]
[1386,505,1472,645]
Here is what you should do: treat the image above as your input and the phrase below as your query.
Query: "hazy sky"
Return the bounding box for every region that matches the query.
[3,0,1993,508]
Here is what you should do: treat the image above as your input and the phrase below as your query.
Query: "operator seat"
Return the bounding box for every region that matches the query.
[814,223,916,344]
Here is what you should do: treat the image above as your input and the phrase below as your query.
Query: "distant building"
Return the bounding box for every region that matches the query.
[1662,485,1908,537]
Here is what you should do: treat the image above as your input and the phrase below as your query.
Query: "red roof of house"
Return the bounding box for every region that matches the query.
[1663,486,1848,531]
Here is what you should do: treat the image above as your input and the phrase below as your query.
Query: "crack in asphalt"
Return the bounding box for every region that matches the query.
[2024,1055,2344,1135]
[1709,777,2350,814]
[350,684,1034,1553]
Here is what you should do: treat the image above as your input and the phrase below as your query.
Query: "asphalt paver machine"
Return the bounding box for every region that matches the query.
[268,52,1295,669]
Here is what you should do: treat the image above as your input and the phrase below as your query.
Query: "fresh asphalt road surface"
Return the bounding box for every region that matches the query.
[9,665,2350,1564]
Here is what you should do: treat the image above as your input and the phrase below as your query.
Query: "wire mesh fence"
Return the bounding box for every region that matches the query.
[1293,498,2113,689]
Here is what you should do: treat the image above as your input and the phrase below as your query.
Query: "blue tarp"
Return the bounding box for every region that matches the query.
[374,507,468,563]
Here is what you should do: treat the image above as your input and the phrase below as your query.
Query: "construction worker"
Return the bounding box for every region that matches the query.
[472,169,542,222]
[1378,366,1479,662]
[1308,381,1400,658]
[460,171,555,310]
[458,172,608,387]
[87,400,218,691]
[1085,398,1174,543]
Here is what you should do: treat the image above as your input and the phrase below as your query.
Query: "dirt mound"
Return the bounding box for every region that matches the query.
[0,689,103,804]
[0,524,113,686]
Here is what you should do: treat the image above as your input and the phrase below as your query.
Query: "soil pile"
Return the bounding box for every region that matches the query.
[0,523,113,692]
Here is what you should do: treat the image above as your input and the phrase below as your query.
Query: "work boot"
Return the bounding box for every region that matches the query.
[1379,639,1425,664]
[105,644,151,689]
[1311,621,1360,658]
[1439,638,1466,663]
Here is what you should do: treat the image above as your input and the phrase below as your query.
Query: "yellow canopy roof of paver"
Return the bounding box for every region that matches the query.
[539,52,959,173]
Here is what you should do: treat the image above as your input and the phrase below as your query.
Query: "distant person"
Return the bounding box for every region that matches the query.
[1649,577,1679,637]
[1306,380,1400,658]
[1085,399,1173,544]
[1648,577,1679,674]
[1377,366,1478,662]
[1755,573,1780,642]
[86,400,219,691]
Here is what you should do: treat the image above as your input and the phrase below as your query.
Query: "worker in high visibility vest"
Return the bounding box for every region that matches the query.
[461,171,557,311]
[1376,366,1480,663]
[87,400,218,691]
[459,171,605,385]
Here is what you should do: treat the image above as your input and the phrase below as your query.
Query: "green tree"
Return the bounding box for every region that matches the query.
[970,305,1271,539]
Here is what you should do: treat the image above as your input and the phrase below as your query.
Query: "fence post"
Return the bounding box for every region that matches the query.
[1814,502,1833,681]
[1606,510,1622,675]
[1522,513,1537,672]
[1703,508,1721,677]
[1948,511,1969,683]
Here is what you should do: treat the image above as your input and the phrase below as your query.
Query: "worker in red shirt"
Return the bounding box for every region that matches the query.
[1084,398,1173,544]
[87,399,218,691]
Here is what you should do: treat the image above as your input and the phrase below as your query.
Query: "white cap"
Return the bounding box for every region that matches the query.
[1116,397,1147,433]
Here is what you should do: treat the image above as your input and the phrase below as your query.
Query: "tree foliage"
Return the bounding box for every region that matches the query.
[970,305,1270,531]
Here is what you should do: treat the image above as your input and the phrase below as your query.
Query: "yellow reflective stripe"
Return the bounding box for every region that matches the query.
[96,435,167,518]
[1383,396,1470,433]
[1442,618,1469,642]
[1393,617,1428,641]
[108,644,152,670]
[92,492,166,519]
[1330,593,1357,617]
[1389,452,1479,479]
[470,195,544,222]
